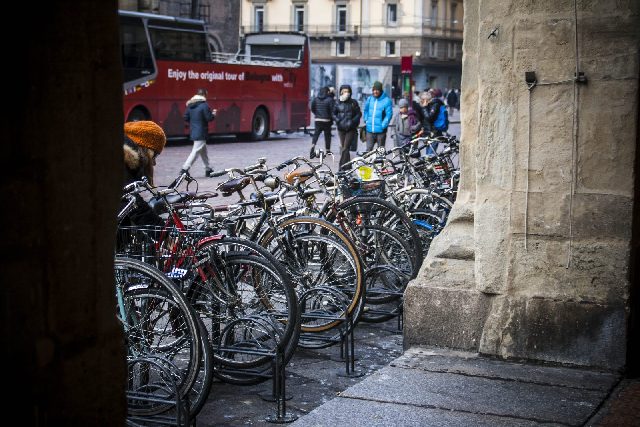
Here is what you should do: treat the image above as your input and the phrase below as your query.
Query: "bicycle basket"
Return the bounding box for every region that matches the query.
[340,178,385,198]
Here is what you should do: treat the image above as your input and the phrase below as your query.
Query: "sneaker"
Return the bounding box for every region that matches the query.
[326,150,333,155]
[205,168,214,178]
[180,169,190,176]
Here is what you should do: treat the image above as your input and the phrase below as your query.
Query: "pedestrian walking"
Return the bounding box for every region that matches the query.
[122,120,167,225]
[363,81,393,151]
[392,99,421,147]
[310,86,335,154]
[446,88,459,117]
[332,84,362,169]
[181,88,216,177]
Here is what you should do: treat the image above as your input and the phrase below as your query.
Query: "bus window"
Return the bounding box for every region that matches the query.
[120,16,155,84]
[148,21,208,62]
[250,45,302,62]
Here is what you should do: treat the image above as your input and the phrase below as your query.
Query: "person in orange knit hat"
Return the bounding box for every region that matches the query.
[121,120,167,225]
[123,120,166,186]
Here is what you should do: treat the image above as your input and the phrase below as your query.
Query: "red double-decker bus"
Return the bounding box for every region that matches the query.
[120,10,310,140]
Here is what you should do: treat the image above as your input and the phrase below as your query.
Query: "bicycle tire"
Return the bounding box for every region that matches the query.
[328,196,423,278]
[114,257,201,415]
[259,216,365,333]
[185,239,299,374]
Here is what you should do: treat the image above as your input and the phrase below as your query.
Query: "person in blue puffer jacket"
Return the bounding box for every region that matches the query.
[362,81,393,151]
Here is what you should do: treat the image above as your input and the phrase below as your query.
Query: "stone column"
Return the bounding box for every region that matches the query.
[1,2,126,423]
[404,0,639,370]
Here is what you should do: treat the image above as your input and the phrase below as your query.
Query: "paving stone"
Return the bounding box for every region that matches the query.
[339,366,607,425]
[291,397,566,427]
[393,347,619,391]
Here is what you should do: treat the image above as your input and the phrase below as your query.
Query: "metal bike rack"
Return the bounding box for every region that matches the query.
[211,316,299,424]
[126,356,191,427]
[360,265,407,332]
[298,286,364,378]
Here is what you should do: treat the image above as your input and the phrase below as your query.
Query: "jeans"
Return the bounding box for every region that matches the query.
[365,131,387,152]
[182,140,211,170]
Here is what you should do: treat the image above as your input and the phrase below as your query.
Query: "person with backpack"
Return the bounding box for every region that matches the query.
[332,84,362,169]
[363,81,393,151]
[424,88,449,136]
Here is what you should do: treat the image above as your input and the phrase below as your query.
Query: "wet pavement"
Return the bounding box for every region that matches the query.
[195,318,404,426]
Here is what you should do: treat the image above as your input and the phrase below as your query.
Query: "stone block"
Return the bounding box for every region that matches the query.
[506,235,629,303]
[404,272,490,351]
[474,197,510,293]
[479,295,627,370]
[577,81,637,195]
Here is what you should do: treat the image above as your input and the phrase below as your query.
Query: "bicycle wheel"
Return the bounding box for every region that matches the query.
[328,196,423,278]
[259,216,365,333]
[185,237,299,379]
[357,224,414,303]
[409,209,444,257]
[186,318,214,417]
[114,257,201,415]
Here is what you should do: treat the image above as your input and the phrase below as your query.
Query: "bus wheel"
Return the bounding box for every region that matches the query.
[250,108,269,141]
[127,108,148,122]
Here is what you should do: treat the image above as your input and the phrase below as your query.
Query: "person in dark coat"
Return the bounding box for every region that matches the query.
[121,120,167,226]
[310,86,335,153]
[425,88,448,137]
[181,88,216,177]
[446,88,459,116]
[332,84,362,169]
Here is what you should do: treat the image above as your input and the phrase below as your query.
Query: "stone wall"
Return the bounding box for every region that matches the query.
[405,0,639,370]
[1,2,126,423]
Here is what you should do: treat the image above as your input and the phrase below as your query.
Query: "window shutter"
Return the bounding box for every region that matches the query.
[331,40,337,57]
[380,40,386,56]
[396,40,401,56]
[345,41,351,57]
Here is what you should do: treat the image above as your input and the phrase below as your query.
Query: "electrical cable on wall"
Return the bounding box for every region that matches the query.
[522,0,584,263]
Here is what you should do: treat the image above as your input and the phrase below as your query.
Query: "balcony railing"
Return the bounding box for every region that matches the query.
[241,25,359,38]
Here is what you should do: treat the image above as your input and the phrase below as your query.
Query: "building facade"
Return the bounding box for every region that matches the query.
[240,0,463,102]
[119,0,241,53]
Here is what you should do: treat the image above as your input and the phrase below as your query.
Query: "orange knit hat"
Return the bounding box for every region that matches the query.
[124,121,166,154]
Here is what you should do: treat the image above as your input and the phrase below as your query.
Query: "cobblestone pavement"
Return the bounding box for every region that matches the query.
[153,109,461,192]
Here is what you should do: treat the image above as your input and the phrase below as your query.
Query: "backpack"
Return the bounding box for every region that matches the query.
[433,104,449,132]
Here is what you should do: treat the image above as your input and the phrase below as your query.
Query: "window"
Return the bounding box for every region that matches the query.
[450,3,458,27]
[429,40,438,58]
[430,1,438,28]
[447,42,458,58]
[336,5,347,32]
[254,6,264,32]
[387,4,398,26]
[386,41,396,56]
[337,40,346,56]
[294,5,304,32]
[148,21,208,61]
[120,16,155,83]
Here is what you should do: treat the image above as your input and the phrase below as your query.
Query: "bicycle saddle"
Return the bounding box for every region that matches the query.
[217,177,251,196]
[148,192,192,214]
[284,169,314,185]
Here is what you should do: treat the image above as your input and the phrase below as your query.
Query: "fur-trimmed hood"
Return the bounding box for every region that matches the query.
[124,137,154,185]
[186,94,207,106]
